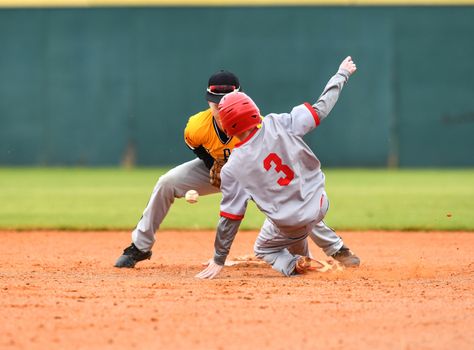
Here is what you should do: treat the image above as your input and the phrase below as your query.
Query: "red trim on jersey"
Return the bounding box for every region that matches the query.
[234,126,259,148]
[220,211,244,220]
[320,194,324,208]
[304,102,320,126]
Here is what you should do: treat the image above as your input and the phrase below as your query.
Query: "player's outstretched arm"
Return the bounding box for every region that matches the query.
[312,56,357,121]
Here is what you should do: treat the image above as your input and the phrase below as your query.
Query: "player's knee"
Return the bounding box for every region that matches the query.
[155,172,178,193]
[254,245,277,265]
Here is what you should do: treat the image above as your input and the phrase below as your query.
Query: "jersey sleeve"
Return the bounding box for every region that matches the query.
[219,166,250,220]
[290,103,321,137]
[312,69,350,121]
[273,103,320,138]
[213,216,242,265]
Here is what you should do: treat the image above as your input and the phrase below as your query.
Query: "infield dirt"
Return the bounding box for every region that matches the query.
[1,230,473,350]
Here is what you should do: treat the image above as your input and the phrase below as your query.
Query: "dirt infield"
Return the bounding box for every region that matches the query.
[1,230,473,350]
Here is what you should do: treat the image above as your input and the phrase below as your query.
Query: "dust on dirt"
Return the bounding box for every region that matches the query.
[1,230,473,349]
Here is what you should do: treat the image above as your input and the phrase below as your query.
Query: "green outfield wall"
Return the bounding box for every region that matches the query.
[0,6,473,166]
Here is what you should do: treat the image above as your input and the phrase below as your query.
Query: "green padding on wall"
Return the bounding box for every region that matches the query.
[0,7,473,166]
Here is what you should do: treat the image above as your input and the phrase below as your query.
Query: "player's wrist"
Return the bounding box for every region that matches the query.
[213,254,226,266]
[337,68,350,79]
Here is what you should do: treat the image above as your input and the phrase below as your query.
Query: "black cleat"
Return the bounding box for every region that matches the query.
[331,245,360,267]
[114,243,152,268]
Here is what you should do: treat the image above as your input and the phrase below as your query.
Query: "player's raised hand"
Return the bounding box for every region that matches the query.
[339,56,357,75]
[195,259,223,279]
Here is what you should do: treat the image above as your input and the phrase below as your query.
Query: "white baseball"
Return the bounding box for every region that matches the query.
[185,190,199,204]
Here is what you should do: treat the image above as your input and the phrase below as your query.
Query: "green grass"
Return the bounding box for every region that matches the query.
[0,167,473,231]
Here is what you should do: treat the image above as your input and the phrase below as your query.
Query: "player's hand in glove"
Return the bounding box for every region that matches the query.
[195,259,223,279]
[339,56,357,75]
[209,159,226,188]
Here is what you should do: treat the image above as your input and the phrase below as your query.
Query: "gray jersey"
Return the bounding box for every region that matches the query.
[220,104,325,231]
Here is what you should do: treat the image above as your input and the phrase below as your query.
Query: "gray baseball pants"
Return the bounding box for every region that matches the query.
[254,193,343,276]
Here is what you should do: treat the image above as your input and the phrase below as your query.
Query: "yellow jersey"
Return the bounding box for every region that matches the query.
[184,109,240,161]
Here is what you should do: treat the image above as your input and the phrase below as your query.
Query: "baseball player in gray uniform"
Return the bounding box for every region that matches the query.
[196,56,359,279]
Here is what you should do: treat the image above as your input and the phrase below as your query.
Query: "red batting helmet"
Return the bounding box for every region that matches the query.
[218,92,261,137]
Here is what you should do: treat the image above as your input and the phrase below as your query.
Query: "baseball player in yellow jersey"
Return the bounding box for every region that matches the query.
[114,70,242,268]
[115,70,359,269]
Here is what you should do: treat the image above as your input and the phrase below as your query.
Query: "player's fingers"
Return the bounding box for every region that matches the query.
[196,272,210,279]
[195,267,211,278]
[199,272,211,279]
[207,268,219,279]
[204,265,219,278]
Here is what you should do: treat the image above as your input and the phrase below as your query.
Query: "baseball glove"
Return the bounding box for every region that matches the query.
[209,159,226,188]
